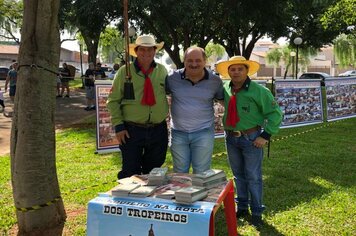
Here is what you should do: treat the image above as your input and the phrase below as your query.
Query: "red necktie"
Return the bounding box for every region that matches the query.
[226,88,241,127]
[137,63,156,106]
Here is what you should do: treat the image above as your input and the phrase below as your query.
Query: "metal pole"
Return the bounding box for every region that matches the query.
[79,44,84,88]
[123,0,131,78]
[295,46,299,80]
[267,77,275,158]
[122,0,135,99]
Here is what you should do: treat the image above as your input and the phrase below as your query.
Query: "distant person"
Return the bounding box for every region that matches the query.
[84,62,96,111]
[0,86,5,112]
[56,74,62,98]
[108,63,120,80]
[9,59,16,70]
[215,56,283,229]
[94,62,106,80]
[5,62,18,102]
[107,34,168,179]
[59,62,71,97]
[166,46,224,174]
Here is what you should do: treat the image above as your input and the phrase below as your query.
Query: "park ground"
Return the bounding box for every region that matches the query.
[0,79,95,156]
[0,79,355,235]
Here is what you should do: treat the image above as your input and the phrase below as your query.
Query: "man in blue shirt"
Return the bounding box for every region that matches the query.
[166,47,223,174]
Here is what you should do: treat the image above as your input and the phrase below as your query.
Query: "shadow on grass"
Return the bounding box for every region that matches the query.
[263,119,355,214]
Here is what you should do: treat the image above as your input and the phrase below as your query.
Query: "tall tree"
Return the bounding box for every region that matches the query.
[99,26,125,63]
[266,44,318,78]
[68,0,121,63]
[321,0,356,68]
[288,0,341,50]
[205,42,226,67]
[321,0,356,33]
[130,0,220,68]
[130,0,339,64]
[11,0,66,235]
[213,0,292,59]
[333,34,356,68]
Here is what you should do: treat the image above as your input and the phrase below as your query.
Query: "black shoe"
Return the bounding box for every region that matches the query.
[236,209,249,219]
[84,106,91,111]
[89,106,96,110]
[251,215,263,229]
[56,95,62,98]
[65,95,70,98]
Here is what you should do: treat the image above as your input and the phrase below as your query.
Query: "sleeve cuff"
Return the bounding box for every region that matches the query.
[114,124,126,133]
[260,131,271,140]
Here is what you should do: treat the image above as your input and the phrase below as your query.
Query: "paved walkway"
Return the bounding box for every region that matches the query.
[0,88,95,156]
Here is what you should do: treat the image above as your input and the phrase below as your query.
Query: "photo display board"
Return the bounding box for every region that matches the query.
[95,82,120,154]
[325,77,356,121]
[274,79,324,128]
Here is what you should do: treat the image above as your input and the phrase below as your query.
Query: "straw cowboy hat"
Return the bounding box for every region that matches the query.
[216,56,260,77]
[129,35,164,57]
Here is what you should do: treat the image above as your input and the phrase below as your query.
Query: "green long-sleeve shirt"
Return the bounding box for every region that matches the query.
[223,78,283,140]
[107,60,168,132]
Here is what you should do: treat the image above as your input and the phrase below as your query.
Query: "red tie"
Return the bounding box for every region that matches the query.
[137,63,156,106]
[226,88,241,127]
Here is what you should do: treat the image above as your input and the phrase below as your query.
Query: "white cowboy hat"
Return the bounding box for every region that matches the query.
[216,56,260,77]
[129,35,164,57]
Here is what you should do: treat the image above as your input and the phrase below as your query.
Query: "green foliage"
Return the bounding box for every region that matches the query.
[99,26,125,63]
[321,0,356,32]
[205,42,226,65]
[266,44,318,78]
[1,116,355,235]
[129,0,219,68]
[213,0,293,58]
[288,0,342,49]
[333,34,356,68]
[0,0,22,43]
[266,48,284,67]
[63,0,122,63]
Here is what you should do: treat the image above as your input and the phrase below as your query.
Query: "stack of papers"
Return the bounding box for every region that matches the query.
[128,185,158,198]
[148,167,168,185]
[192,169,227,189]
[175,186,208,204]
[111,183,141,197]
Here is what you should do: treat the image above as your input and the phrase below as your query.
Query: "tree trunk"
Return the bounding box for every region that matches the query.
[11,0,66,235]
[83,35,99,64]
[284,64,290,79]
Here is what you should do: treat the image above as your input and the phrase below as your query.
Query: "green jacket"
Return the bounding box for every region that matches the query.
[223,78,283,140]
[107,60,168,132]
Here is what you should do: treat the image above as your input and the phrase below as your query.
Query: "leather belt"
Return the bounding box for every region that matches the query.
[125,121,163,128]
[227,126,260,137]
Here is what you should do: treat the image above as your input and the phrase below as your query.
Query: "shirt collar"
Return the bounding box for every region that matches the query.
[180,68,209,81]
[229,77,251,91]
[133,59,157,73]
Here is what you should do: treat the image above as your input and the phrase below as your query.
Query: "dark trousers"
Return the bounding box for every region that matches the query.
[0,100,4,108]
[118,121,168,179]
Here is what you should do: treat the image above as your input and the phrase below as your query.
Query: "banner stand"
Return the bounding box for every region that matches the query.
[95,148,121,155]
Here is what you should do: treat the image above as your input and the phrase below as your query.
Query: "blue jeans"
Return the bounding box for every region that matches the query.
[225,130,265,216]
[171,126,214,174]
[118,121,168,179]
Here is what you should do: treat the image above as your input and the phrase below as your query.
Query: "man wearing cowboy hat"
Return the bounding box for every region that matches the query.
[107,35,169,179]
[166,46,224,174]
[216,56,282,228]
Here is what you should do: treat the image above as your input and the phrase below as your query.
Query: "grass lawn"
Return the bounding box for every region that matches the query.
[0,115,355,235]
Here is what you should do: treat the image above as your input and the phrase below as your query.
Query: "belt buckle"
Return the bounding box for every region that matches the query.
[229,130,241,137]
